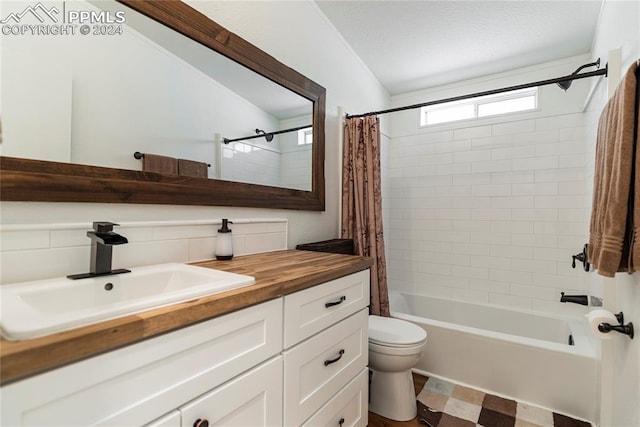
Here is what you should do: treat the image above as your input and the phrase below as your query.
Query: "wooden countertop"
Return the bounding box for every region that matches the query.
[0,250,372,384]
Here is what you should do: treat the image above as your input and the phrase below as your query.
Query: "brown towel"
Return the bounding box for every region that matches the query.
[142,153,178,175]
[632,63,640,273]
[588,62,640,277]
[178,158,208,178]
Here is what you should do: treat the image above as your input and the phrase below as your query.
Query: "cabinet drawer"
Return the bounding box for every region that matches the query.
[283,308,368,426]
[180,356,282,427]
[284,270,369,347]
[1,299,282,427]
[302,368,368,427]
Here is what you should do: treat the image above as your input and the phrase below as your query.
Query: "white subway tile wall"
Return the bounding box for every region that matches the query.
[0,219,288,284]
[221,145,280,187]
[280,147,312,191]
[386,113,589,314]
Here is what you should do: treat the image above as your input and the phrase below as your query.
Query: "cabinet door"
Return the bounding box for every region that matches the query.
[302,368,368,427]
[180,356,283,427]
[283,309,368,426]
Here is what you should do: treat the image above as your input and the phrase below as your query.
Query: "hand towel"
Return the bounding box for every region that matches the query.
[630,63,640,272]
[588,62,640,277]
[142,153,178,175]
[178,158,208,178]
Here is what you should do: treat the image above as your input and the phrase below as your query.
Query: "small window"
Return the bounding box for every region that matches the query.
[421,88,538,126]
[425,104,475,125]
[298,127,313,145]
[234,142,254,153]
[236,143,247,153]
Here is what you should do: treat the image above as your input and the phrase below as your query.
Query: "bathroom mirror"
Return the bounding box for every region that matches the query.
[0,0,326,210]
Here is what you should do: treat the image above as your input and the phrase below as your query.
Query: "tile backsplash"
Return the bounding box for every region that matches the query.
[0,219,288,284]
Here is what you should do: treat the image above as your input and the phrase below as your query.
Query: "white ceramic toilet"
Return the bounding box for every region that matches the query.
[368,315,428,421]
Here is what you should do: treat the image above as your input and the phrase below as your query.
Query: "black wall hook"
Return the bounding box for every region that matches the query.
[598,311,634,339]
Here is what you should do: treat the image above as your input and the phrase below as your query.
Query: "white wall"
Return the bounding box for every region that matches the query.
[584,0,640,425]
[1,0,282,180]
[0,48,72,163]
[0,0,390,270]
[385,55,594,316]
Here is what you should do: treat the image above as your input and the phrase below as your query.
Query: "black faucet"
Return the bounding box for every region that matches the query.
[67,222,130,280]
[560,292,602,307]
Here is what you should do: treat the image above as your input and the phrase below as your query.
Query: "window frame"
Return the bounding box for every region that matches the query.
[420,87,538,127]
[297,127,313,145]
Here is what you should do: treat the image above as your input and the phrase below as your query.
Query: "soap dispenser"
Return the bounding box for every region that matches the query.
[215,219,233,260]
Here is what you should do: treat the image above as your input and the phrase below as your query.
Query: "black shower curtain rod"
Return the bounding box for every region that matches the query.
[222,124,311,144]
[346,60,608,119]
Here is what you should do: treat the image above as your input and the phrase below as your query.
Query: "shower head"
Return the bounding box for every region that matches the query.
[556,58,601,92]
[556,80,573,91]
[255,128,274,142]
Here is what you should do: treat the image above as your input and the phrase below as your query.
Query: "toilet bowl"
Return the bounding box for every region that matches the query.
[368,315,427,421]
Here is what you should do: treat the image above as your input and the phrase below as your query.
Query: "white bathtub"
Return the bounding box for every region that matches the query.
[390,292,600,422]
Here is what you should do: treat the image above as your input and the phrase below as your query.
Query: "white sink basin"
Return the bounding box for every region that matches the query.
[0,263,255,341]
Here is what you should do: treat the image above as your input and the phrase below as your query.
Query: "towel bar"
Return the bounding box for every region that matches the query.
[133,152,211,167]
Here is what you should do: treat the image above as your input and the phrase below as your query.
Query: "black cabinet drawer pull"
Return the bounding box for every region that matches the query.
[325,296,346,308]
[194,419,209,427]
[339,417,345,426]
[324,349,345,366]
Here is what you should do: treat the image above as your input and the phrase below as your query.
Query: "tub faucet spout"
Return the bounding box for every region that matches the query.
[560,292,587,305]
[560,292,602,307]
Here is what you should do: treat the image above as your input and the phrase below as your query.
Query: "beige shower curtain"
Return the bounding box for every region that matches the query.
[341,116,390,317]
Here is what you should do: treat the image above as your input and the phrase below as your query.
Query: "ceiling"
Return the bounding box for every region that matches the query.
[314,0,603,95]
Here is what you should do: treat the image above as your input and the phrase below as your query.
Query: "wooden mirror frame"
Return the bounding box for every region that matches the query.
[0,0,325,211]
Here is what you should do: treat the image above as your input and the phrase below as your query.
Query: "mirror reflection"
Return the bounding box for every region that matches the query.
[0,0,314,191]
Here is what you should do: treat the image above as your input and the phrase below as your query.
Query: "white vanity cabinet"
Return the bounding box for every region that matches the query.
[1,268,370,427]
[1,298,283,427]
[283,270,370,427]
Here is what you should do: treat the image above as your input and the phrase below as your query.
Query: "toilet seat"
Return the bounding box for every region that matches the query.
[369,340,425,356]
[369,315,427,347]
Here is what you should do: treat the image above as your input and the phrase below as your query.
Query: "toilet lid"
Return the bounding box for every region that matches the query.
[369,315,427,347]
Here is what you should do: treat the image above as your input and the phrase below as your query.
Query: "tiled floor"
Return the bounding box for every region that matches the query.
[367,373,593,427]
